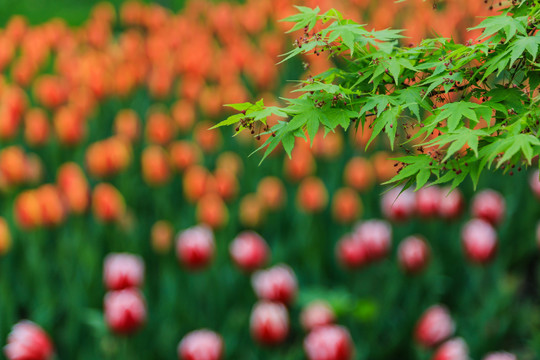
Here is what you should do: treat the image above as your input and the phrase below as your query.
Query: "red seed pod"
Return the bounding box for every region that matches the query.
[353,220,392,261]
[250,301,289,345]
[416,186,441,218]
[176,225,215,270]
[381,187,416,222]
[397,235,430,274]
[229,231,270,272]
[4,320,54,360]
[300,301,335,331]
[103,253,144,291]
[104,288,147,335]
[439,187,464,220]
[461,219,497,264]
[251,264,298,305]
[431,338,469,360]
[303,325,354,360]
[178,330,224,360]
[335,234,369,268]
[471,189,505,226]
[482,352,516,360]
[415,305,455,348]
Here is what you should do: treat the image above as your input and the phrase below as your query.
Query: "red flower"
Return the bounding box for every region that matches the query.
[461,219,497,264]
[416,186,441,218]
[353,220,392,261]
[304,325,354,360]
[482,352,516,360]
[251,264,297,305]
[104,288,146,335]
[300,301,335,331]
[439,187,464,220]
[471,189,505,226]
[397,235,430,274]
[432,338,468,360]
[4,321,54,360]
[250,301,289,345]
[176,225,215,270]
[229,231,270,272]
[103,253,144,290]
[335,234,369,268]
[381,187,416,222]
[415,305,455,348]
[178,330,223,360]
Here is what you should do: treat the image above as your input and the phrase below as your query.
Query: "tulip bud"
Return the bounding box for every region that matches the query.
[482,352,516,360]
[103,253,144,290]
[381,187,416,222]
[151,220,173,254]
[229,231,270,272]
[335,234,369,268]
[432,338,468,360]
[256,177,285,211]
[397,235,430,274]
[0,217,11,255]
[178,330,223,360]
[92,183,126,222]
[344,157,374,192]
[251,264,297,305]
[296,177,328,213]
[461,219,497,264]
[250,301,289,345]
[439,187,464,220]
[176,225,215,270]
[300,301,335,331]
[471,189,505,226]
[416,186,441,218]
[353,220,392,261]
[195,193,228,229]
[104,288,146,335]
[415,305,455,348]
[332,188,362,224]
[304,325,354,360]
[4,320,54,360]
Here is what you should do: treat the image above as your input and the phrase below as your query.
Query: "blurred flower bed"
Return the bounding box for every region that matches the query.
[0,0,538,359]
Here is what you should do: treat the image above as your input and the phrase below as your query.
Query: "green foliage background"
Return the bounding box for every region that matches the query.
[0,1,539,360]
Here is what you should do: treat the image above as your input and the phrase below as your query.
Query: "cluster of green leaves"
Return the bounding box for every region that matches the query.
[215,1,540,190]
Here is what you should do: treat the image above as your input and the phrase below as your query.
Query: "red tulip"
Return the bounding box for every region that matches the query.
[251,264,297,305]
[176,225,215,270]
[397,235,430,274]
[439,187,464,220]
[381,187,416,222]
[104,288,146,335]
[415,305,455,348]
[471,189,505,226]
[335,234,369,268]
[296,177,328,213]
[103,253,144,290]
[529,170,540,199]
[300,301,335,331]
[229,231,269,271]
[250,301,289,345]
[482,352,516,360]
[416,186,441,218]
[353,220,392,261]
[304,325,354,360]
[461,219,497,264]
[4,321,54,360]
[178,330,223,360]
[432,338,468,360]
